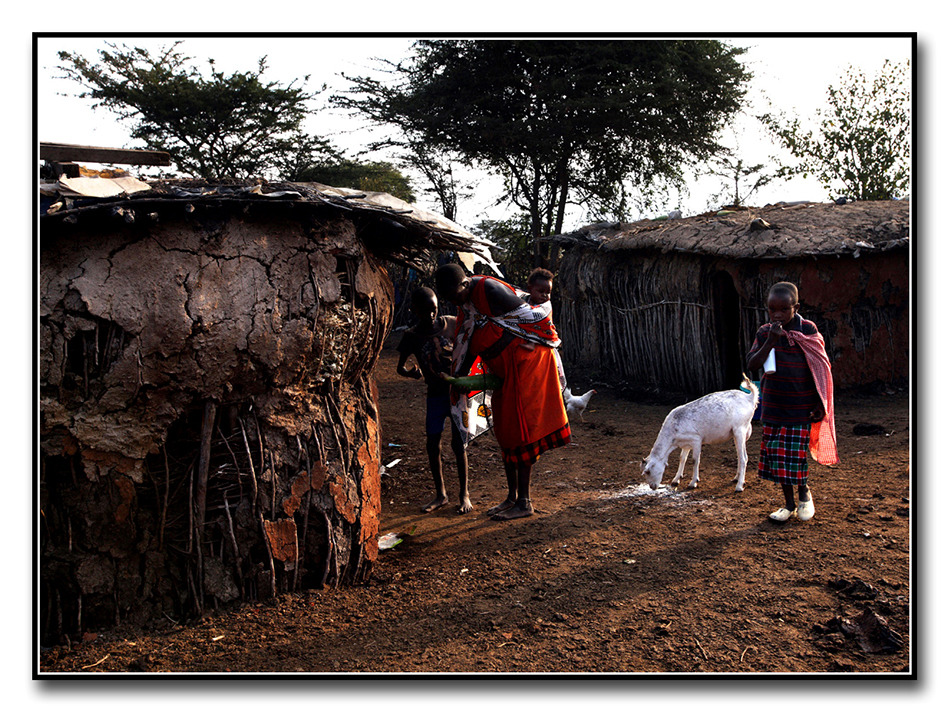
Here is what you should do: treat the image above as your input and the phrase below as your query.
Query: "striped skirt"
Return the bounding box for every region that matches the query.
[501,422,572,467]
[757,422,810,485]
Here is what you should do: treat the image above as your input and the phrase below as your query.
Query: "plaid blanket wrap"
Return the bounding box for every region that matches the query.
[758,423,811,485]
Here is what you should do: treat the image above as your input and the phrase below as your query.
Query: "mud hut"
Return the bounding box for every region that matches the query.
[38,175,493,644]
[551,200,910,397]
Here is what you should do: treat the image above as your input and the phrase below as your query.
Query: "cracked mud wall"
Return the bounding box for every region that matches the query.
[40,204,392,642]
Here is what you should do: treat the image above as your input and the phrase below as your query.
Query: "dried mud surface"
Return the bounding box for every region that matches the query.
[39,349,911,675]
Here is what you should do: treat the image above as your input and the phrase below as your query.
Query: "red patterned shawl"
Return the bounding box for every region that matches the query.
[785,329,839,466]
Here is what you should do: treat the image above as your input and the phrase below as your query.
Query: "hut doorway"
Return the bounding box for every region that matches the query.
[711,271,743,388]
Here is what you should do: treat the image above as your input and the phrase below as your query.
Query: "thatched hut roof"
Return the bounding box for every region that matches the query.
[549,200,909,260]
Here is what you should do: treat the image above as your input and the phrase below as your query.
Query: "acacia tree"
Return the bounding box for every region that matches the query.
[290,159,417,203]
[56,42,337,180]
[760,59,910,201]
[271,134,344,183]
[398,143,474,222]
[472,215,534,285]
[705,151,777,208]
[334,39,750,259]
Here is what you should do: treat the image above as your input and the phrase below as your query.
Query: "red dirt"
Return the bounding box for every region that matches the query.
[38,348,911,675]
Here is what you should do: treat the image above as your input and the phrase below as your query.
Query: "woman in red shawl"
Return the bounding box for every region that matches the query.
[435,263,570,521]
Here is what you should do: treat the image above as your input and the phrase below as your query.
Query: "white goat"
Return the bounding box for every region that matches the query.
[641,376,759,492]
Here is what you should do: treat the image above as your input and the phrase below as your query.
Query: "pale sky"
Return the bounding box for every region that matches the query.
[36,34,912,226]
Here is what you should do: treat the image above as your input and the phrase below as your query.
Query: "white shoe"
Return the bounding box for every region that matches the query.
[768,507,795,522]
[797,499,815,521]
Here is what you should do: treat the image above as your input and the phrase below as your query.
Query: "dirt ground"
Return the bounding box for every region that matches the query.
[38,348,912,675]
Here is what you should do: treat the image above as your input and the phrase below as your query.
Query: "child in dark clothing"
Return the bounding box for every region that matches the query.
[396,287,472,514]
[747,282,838,523]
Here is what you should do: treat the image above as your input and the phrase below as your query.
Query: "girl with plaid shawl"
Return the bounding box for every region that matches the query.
[747,282,838,523]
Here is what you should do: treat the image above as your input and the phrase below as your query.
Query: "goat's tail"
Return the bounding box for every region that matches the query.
[740,373,759,405]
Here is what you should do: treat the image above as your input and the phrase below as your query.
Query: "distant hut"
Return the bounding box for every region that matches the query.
[39,175,493,643]
[551,200,910,397]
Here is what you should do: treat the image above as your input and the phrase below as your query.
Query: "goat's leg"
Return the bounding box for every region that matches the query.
[687,442,702,489]
[732,426,749,492]
[670,448,690,488]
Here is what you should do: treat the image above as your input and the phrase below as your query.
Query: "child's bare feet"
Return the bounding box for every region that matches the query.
[491,499,533,521]
[421,495,449,513]
[457,496,473,514]
[486,498,516,516]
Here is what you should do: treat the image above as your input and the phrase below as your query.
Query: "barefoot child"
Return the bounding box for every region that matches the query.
[396,287,472,514]
[747,282,838,522]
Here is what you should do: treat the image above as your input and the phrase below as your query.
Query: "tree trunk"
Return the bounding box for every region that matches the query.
[530,164,544,265]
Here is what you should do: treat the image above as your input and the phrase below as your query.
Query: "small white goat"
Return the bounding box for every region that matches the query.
[641,376,759,492]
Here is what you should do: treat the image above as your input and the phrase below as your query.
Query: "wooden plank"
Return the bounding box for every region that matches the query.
[40,142,170,166]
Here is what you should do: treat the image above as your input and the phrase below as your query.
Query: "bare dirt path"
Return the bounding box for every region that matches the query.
[39,348,911,674]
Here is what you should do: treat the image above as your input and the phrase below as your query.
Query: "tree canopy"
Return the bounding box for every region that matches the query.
[705,151,777,209]
[760,59,910,201]
[335,39,751,249]
[290,159,416,203]
[55,42,337,180]
[398,144,473,222]
[472,215,534,286]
